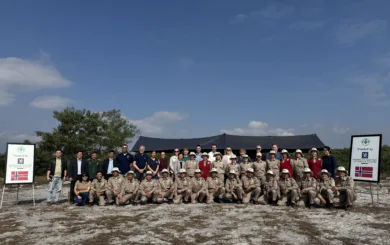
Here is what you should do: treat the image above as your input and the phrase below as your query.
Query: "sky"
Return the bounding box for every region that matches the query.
[0,0,389,151]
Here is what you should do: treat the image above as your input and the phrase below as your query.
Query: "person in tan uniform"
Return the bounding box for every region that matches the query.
[206,168,225,204]
[239,155,253,179]
[106,167,124,205]
[252,153,267,186]
[227,155,240,178]
[333,166,356,210]
[190,169,208,203]
[157,169,175,204]
[212,152,226,183]
[185,152,198,178]
[293,149,309,183]
[241,168,261,204]
[266,151,280,180]
[299,167,317,208]
[74,173,91,206]
[118,170,139,205]
[263,170,279,205]
[317,169,335,208]
[138,171,159,204]
[174,169,192,204]
[89,171,108,206]
[278,169,299,207]
[224,169,243,204]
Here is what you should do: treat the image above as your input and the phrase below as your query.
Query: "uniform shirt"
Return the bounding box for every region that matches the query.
[225,178,242,193]
[158,177,174,192]
[175,177,191,192]
[266,159,280,176]
[252,160,267,181]
[75,180,91,191]
[91,178,108,192]
[206,176,223,190]
[134,153,148,171]
[278,177,298,193]
[116,152,133,174]
[185,160,198,177]
[87,159,101,179]
[108,176,124,192]
[147,158,159,171]
[77,159,82,175]
[191,177,207,193]
[139,178,158,195]
[334,176,354,191]
[227,163,240,176]
[54,158,62,177]
[293,157,309,179]
[318,177,335,191]
[300,177,317,191]
[212,160,226,176]
[239,162,253,175]
[107,158,114,174]
[263,177,279,192]
[120,178,139,196]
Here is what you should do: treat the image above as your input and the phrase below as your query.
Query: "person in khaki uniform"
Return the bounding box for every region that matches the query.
[224,170,243,204]
[317,169,335,208]
[185,152,199,178]
[138,171,159,204]
[89,171,108,206]
[333,166,356,210]
[266,151,280,180]
[263,170,279,205]
[278,169,299,207]
[252,153,267,186]
[293,149,309,183]
[241,168,261,204]
[206,168,225,204]
[190,169,208,203]
[74,173,91,206]
[106,167,124,205]
[118,170,139,205]
[174,169,192,204]
[239,155,253,179]
[299,167,317,208]
[227,155,240,178]
[212,152,226,183]
[157,169,175,204]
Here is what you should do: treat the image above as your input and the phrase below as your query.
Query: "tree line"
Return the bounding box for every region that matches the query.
[0,107,389,178]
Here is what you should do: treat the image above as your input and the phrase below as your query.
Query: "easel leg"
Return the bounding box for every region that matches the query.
[16,184,20,203]
[0,185,5,209]
[369,183,374,205]
[32,184,35,207]
[377,184,379,205]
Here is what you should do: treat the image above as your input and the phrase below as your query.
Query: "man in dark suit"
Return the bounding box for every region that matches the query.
[68,150,88,203]
[102,150,119,180]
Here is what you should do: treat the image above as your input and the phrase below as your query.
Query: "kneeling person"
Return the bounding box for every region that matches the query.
[299,168,317,208]
[206,168,225,204]
[74,173,91,206]
[278,169,299,207]
[242,168,261,204]
[118,171,139,205]
[317,169,335,208]
[106,167,124,205]
[190,169,207,203]
[174,169,191,204]
[157,169,175,204]
[138,171,159,204]
[224,170,243,204]
[333,166,356,210]
[89,171,108,206]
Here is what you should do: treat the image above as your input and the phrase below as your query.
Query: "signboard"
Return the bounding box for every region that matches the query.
[349,134,382,183]
[5,143,35,184]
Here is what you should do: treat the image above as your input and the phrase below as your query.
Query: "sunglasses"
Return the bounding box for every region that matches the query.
[227,149,232,151]
[256,148,261,150]
[174,151,179,152]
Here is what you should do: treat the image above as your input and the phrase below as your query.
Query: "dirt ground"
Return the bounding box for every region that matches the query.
[0,182,389,245]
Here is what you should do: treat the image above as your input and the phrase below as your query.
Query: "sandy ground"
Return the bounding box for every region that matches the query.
[0,182,390,245]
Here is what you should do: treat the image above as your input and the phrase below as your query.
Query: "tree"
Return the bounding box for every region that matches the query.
[36,107,139,160]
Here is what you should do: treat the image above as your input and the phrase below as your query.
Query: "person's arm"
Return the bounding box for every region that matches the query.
[68,161,73,181]
[133,156,140,172]
[332,156,338,176]
[304,159,309,168]
[63,159,68,181]
[292,179,299,190]
[155,162,159,174]
[47,169,51,181]
[129,154,134,170]
[74,181,79,196]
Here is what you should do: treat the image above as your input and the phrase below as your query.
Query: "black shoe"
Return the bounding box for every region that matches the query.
[236,200,243,204]
[327,203,334,209]
[88,202,95,206]
[291,203,297,208]
[308,204,314,209]
[46,202,53,206]
[168,199,173,205]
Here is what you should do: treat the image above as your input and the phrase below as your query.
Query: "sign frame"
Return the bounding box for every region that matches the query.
[4,142,36,185]
[348,134,382,183]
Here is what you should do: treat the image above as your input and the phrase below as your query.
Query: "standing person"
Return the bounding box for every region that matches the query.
[252,153,267,185]
[267,144,282,160]
[252,145,266,161]
[89,171,107,206]
[322,146,338,177]
[208,144,218,163]
[133,145,148,181]
[227,155,240,177]
[158,152,169,177]
[102,150,118,180]
[195,145,202,163]
[87,151,101,182]
[116,144,133,175]
[266,151,280,180]
[308,148,322,179]
[212,152,226,183]
[198,152,212,180]
[237,149,247,164]
[183,148,190,162]
[222,147,234,165]
[74,173,91,206]
[169,148,180,177]
[293,149,309,183]
[178,153,186,170]
[280,149,294,179]
[239,155,253,179]
[68,151,88,203]
[147,151,159,179]
[46,149,68,205]
[185,152,198,178]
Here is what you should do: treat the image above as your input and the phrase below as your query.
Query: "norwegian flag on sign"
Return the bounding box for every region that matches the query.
[355,166,373,178]
[11,171,29,181]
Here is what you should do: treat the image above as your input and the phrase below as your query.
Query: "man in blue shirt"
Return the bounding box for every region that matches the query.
[195,145,202,163]
[116,144,133,174]
[133,145,148,181]
[266,144,283,160]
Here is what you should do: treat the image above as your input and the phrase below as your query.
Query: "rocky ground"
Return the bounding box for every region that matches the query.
[0,181,389,245]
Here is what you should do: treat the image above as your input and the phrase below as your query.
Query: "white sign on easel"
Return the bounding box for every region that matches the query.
[1,143,36,209]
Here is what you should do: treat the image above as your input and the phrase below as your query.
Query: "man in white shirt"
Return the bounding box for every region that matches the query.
[208,144,217,163]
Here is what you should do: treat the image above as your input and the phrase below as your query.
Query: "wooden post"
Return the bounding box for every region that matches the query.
[32,184,35,207]
[0,185,5,209]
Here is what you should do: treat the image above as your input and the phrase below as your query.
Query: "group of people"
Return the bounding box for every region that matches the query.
[46,143,355,210]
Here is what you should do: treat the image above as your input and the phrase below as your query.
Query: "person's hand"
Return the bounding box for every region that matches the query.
[139,169,144,174]
[77,195,82,199]
[195,192,199,198]
[69,177,73,182]
[246,187,251,192]
[233,194,237,200]
[215,186,219,191]
[243,193,247,198]
[63,177,66,181]
[133,191,137,195]
[178,190,182,194]
[331,186,337,191]
[120,198,124,203]
[321,198,326,205]
[114,190,118,196]
[47,176,51,182]
[146,192,152,198]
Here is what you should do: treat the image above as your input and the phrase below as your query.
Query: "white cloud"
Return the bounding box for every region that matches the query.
[0,54,71,106]
[289,20,326,30]
[332,125,350,135]
[221,120,295,136]
[231,2,294,23]
[127,111,187,135]
[0,131,41,143]
[30,95,74,109]
[348,73,390,106]
[334,20,387,43]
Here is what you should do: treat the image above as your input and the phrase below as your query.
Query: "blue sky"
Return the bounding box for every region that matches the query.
[0,0,389,150]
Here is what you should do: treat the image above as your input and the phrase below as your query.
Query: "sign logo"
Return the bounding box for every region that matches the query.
[361,138,370,146]
[17,146,26,153]
[362,152,369,159]
[17,158,24,164]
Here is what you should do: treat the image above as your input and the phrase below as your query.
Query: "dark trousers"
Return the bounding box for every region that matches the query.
[75,192,89,206]
[135,171,145,181]
[104,174,113,180]
[70,175,81,203]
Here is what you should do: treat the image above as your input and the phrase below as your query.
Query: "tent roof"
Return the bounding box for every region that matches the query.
[131,133,325,151]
